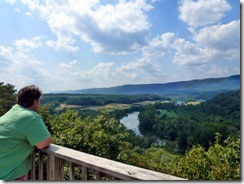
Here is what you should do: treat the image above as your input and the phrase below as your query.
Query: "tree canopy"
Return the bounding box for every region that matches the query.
[0,82,16,116]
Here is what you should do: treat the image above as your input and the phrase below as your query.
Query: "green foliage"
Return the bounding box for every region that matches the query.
[42,93,169,106]
[45,109,129,160]
[198,90,240,126]
[142,147,180,174]
[81,112,129,159]
[158,109,177,118]
[175,133,240,180]
[138,105,156,135]
[0,82,16,116]
[137,90,240,154]
[117,148,147,168]
[47,109,85,150]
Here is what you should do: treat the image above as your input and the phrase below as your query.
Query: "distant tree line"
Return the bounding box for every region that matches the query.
[41,93,170,106]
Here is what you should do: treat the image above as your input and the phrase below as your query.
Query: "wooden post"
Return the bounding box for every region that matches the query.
[47,154,55,180]
[81,166,87,180]
[38,151,44,180]
[95,171,102,180]
[30,152,36,180]
[55,157,64,180]
[47,154,64,180]
[69,162,75,180]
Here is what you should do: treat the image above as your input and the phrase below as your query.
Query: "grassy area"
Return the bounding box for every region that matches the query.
[185,100,205,106]
[84,103,131,111]
[57,100,173,112]
[58,103,132,111]
[158,109,177,118]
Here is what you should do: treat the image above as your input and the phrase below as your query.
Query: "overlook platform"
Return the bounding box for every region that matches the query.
[26,144,186,180]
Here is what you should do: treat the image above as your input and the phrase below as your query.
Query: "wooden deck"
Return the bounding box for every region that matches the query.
[27,144,186,180]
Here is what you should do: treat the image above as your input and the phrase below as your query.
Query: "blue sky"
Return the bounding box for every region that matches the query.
[0,0,240,93]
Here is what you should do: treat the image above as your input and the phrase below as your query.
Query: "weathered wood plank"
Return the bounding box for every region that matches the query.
[69,162,75,180]
[47,154,55,180]
[38,151,44,180]
[95,171,102,180]
[41,144,186,180]
[55,157,64,180]
[81,166,87,180]
[30,152,36,180]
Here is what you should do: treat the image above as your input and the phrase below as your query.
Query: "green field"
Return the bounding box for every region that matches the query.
[84,103,131,111]
[57,100,202,114]
[58,103,131,111]
[158,109,177,118]
[57,100,171,112]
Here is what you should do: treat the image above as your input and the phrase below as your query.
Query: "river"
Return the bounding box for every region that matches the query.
[120,111,141,136]
[120,111,164,145]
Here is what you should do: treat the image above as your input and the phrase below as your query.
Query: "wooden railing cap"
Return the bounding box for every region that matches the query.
[39,144,186,180]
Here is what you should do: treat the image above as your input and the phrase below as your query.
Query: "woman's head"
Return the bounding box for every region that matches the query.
[17,85,42,108]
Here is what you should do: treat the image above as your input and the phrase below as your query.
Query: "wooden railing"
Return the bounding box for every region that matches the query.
[26,144,186,180]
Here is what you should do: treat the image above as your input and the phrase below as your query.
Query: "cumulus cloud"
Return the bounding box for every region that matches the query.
[58,60,80,70]
[18,0,153,54]
[136,19,239,69]
[116,57,166,84]
[0,37,55,90]
[0,46,12,59]
[193,20,240,55]
[46,33,79,52]
[178,0,232,28]
[14,36,42,52]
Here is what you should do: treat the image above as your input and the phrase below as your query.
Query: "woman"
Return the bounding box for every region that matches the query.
[0,85,52,180]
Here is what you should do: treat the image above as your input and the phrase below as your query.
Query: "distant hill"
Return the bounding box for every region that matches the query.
[57,75,240,96]
[199,90,240,122]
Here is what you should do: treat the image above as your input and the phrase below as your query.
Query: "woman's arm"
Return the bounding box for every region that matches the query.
[35,137,52,149]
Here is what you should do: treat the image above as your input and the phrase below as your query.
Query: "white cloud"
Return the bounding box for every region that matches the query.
[167,20,240,66]
[0,37,55,91]
[17,0,152,54]
[92,0,152,33]
[178,0,232,28]
[140,32,207,66]
[139,19,240,67]
[25,11,32,16]
[0,46,13,58]
[46,33,79,52]
[74,62,114,80]
[58,60,80,70]
[185,64,230,80]
[117,58,166,83]
[14,36,42,52]
[193,20,240,58]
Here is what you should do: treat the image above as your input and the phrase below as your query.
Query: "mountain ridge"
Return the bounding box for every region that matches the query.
[54,74,240,95]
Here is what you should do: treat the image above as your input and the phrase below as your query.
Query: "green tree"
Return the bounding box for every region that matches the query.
[81,111,129,159]
[142,147,180,174]
[175,133,240,180]
[0,82,16,116]
[48,109,129,160]
[138,105,156,135]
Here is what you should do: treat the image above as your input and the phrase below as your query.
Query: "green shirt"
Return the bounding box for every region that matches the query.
[0,104,51,180]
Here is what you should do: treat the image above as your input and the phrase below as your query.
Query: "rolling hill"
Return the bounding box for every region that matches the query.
[57,75,240,96]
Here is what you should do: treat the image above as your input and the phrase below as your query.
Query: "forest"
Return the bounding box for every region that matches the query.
[0,82,240,180]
